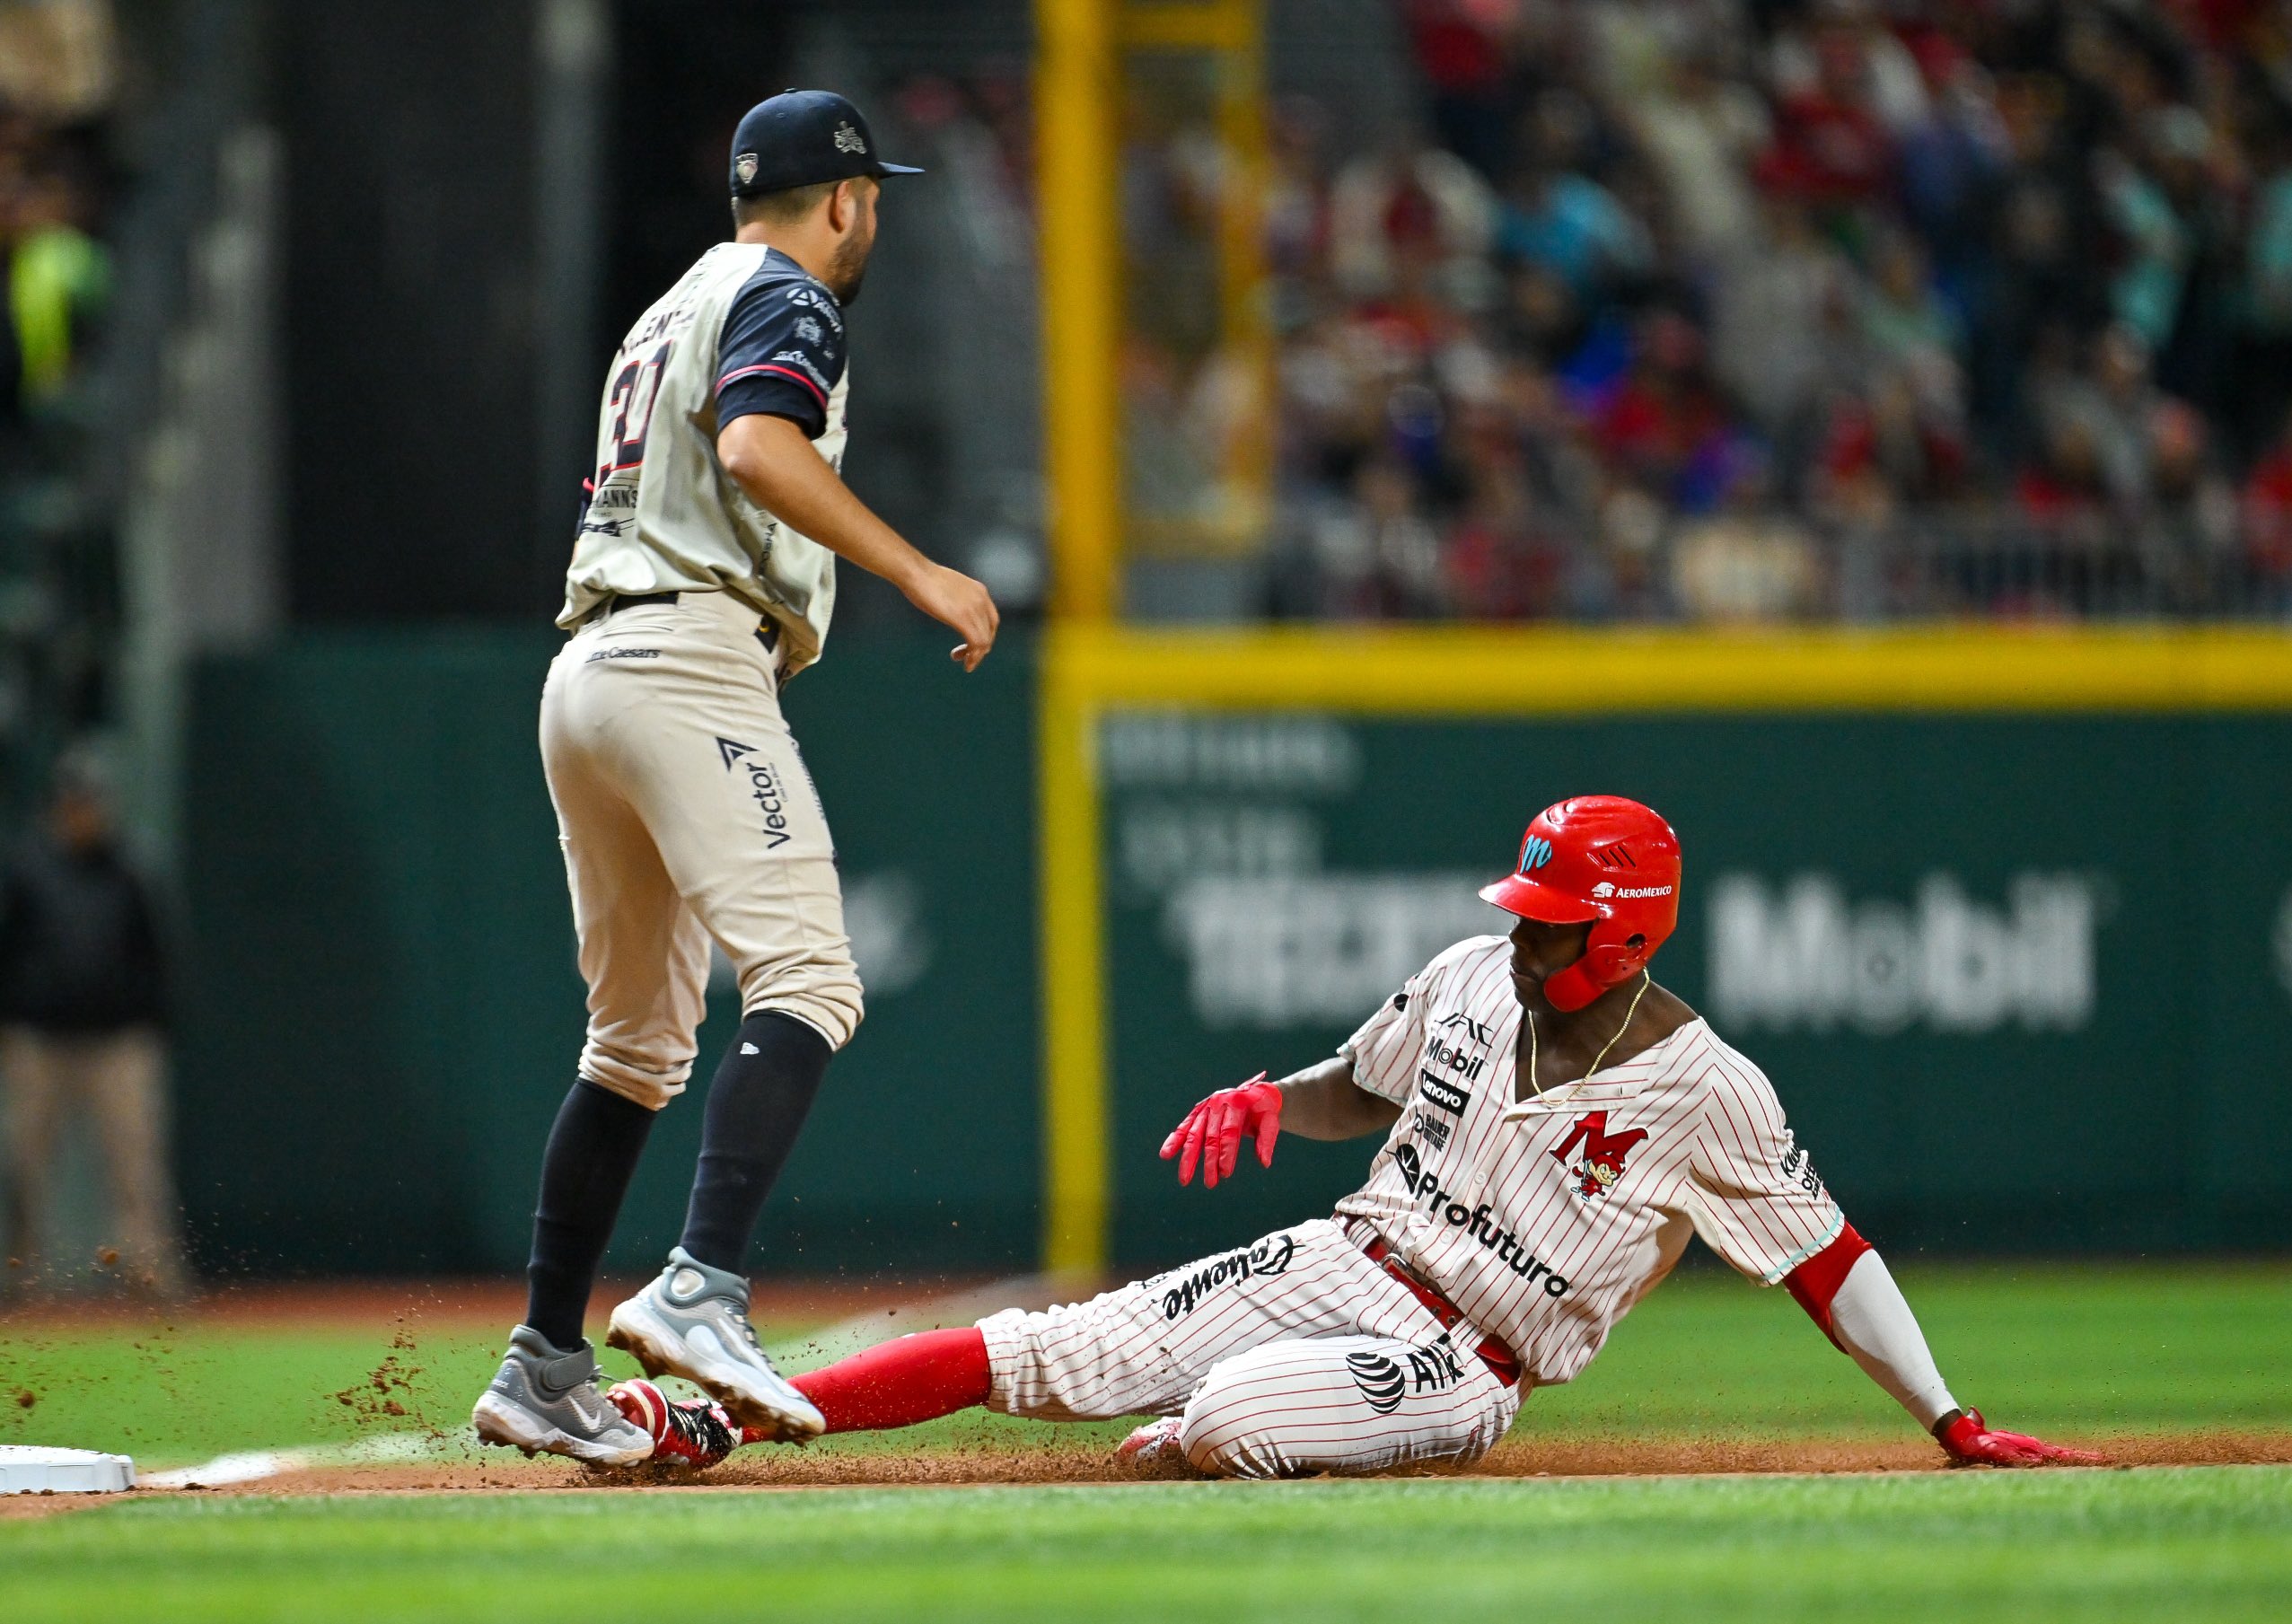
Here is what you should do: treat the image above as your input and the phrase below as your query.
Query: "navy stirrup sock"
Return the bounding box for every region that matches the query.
[523,1079,656,1349]
[679,1010,833,1273]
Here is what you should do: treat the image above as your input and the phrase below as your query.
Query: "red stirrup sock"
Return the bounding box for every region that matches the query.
[789,1327,993,1435]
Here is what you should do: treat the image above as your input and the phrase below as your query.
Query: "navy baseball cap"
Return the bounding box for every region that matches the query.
[729,90,924,198]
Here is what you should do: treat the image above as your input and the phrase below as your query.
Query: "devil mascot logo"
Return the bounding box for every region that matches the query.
[1550,1110,1649,1199]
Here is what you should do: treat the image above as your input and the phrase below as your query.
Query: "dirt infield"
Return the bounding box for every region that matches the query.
[8,1430,2288,1521]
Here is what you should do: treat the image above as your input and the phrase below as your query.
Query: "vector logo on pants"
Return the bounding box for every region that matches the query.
[716,736,794,849]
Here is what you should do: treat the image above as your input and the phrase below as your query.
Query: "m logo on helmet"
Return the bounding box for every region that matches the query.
[1482,795,1682,1013]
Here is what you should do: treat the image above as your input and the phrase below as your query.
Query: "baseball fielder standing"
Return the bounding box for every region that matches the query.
[473,90,997,1464]
[610,798,2100,1478]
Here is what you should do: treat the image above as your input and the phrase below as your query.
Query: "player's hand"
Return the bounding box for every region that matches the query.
[1159,1075,1283,1188]
[1935,1409,2103,1468]
[902,563,999,671]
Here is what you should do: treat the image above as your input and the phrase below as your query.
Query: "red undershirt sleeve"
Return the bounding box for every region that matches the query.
[1784,1220,1873,1348]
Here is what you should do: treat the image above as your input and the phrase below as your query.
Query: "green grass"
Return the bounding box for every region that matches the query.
[3,1263,2287,1620]
[3,1262,2286,1467]
[1535,1259,2290,1436]
[5,1469,2290,1621]
[0,1321,529,1467]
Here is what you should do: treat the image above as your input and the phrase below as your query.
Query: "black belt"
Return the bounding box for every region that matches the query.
[584,590,779,653]
[587,591,680,623]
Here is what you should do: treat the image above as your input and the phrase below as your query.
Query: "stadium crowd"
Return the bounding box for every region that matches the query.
[1243,0,2292,621]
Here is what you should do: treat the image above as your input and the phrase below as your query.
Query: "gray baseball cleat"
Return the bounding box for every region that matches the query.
[470,1326,655,1466]
[606,1246,825,1440]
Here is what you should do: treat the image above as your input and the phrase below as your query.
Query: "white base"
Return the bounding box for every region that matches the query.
[0,1444,136,1494]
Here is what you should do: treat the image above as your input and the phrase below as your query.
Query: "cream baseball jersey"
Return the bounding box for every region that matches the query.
[1335,935,1844,1386]
[560,243,850,676]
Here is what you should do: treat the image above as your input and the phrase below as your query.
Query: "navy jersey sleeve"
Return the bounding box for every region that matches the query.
[716,273,847,439]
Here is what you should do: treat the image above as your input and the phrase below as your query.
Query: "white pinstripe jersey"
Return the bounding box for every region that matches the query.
[1334,935,1843,1387]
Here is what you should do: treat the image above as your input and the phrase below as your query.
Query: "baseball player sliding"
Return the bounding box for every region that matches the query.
[611,797,2100,1478]
[472,91,997,1464]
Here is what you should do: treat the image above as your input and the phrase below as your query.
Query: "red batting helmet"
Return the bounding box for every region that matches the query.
[1478,796,1682,1013]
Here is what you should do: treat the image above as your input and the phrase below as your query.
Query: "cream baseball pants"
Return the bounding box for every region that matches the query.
[540,590,862,1110]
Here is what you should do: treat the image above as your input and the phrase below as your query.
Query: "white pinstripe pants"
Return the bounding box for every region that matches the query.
[978,1219,1521,1479]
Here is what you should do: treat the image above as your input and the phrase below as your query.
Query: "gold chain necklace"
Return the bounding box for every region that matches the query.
[1526,970,1651,1102]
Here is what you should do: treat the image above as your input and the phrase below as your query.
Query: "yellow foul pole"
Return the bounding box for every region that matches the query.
[1037,0,1123,622]
[1035,0,1272,1277]
[1037,0,1120,1275]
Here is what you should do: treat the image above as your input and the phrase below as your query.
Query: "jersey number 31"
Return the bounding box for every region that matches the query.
[597,339,673,484]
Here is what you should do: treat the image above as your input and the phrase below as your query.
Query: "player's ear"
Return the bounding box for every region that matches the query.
[830,179,858,234]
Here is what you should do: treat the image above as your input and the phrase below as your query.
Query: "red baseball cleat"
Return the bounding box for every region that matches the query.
[607,1379,750,1469]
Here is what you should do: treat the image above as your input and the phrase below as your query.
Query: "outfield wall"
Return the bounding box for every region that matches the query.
[171,628,2292,1276]
[1093,707,2292,1263]
[175,630,1040,1278]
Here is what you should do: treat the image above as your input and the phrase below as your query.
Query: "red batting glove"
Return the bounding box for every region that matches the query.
[1159,1075,1284,1189]
[1936,1409,2105,1468]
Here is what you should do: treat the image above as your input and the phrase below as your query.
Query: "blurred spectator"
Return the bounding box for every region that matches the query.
[1295,452,1449,619]
[2143,399,2236,610]
[1401,0,1513,179]
[8,157,110,408]
[1859,230,1962,417]
[1586,308,1734,511]
[1628,46,1770,268]
[1328,136,1495,306]
[1769,1,1929,136]
[1495,89,1652,297]
[1711,192,1857,439]
[1759,12,1899,206]
[2094,135,2189,354]
[2240,409,2292,609]
[0,2,117,127]
[0,747,187,1298]
[1672,470,1822,622]
[2032,325,2173,507]
[2241,128,2292,452]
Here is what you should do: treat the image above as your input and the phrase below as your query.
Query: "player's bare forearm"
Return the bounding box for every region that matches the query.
[717,413,998,669]
[1275,1056,1402,1140]
[718,414,918,580]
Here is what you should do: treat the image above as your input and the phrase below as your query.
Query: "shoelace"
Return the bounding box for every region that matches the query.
[735,1313,762,1352]
[706,1294,764,1354]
